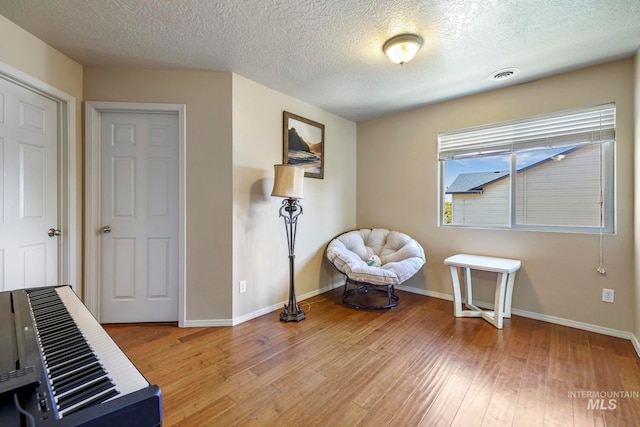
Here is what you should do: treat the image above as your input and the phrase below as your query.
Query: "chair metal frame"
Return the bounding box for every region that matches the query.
[341,277,400,310]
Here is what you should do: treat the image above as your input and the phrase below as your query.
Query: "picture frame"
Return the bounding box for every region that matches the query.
[283,111,325,179]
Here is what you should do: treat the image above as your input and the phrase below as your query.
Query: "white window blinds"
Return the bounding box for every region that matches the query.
[438,103,615,160]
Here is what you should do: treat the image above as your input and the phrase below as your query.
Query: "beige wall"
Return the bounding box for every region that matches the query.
[84,68,234,321]
[231,74,356,319]
[83,70,356,323]
[0,15,83,291]
[358,59,635,332]
[4,7,355,324]
[0,15,82,99]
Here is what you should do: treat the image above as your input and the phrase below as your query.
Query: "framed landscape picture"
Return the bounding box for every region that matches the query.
[283,111,325,179]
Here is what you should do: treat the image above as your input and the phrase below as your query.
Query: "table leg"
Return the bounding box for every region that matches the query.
[464,267,473,306]
[493,272,509,329]
[504,272,517,318]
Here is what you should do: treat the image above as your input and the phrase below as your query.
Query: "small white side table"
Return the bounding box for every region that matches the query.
[444,254,521,329]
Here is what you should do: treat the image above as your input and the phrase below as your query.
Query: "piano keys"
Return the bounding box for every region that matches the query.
[0,285,162,426]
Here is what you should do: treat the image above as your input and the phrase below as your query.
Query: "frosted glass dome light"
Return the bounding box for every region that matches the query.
[383,33,423,65]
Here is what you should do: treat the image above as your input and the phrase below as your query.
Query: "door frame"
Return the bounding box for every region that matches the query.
[0,60,79,293]
[85,101,186,326]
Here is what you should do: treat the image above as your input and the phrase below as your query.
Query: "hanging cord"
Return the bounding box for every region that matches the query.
[597,224,606,274]
[596,115,606,274]
[13,393,35,427]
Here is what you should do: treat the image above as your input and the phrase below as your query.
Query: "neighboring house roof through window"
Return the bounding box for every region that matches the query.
[446,171,509,194]
[445,147,581,194]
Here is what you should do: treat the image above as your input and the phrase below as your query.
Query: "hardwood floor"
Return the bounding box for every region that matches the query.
[104,289,640,426]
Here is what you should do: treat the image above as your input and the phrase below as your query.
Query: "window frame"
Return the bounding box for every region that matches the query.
[438,104,616,234]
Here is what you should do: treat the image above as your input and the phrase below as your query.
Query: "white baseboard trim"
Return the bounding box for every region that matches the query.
[185,284,640,358]
[184,283,342,327]
[397,285,453,301]
[183,319,233,327]
[631,334,640,356]
[231,283,341,325]
[510,307,633,340]
[398,286,640,357]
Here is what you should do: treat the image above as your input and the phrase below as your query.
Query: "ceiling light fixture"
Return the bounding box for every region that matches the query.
[383,33,423,65]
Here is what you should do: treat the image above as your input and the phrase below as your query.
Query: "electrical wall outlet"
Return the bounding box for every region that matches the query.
[239,280,247,293]
[602,288,614,303]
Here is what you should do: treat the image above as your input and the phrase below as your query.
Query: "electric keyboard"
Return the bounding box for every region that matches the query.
[0,286,162,426]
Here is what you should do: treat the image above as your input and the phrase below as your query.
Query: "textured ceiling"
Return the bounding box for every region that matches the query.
[1,0,639,122]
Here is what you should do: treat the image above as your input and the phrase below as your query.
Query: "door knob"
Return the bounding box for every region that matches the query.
[48,228,62,237]
[101,225,112,234]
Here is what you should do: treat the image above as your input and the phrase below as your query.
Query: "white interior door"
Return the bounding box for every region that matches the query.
[0,78,58,291]
[100,111,179,323]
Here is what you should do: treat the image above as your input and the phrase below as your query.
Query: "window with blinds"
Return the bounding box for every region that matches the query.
[438,103,615,232]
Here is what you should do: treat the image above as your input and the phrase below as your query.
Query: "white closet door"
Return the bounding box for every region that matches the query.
[100,111,178,323]
[0,78,58,291]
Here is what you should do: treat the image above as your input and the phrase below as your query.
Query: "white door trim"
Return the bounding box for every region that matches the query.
[0,60,78,294]
[85,101,186,326]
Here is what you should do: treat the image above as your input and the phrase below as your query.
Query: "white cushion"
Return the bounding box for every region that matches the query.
[326,229,425,286]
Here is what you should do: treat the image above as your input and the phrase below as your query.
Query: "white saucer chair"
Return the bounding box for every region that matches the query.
[326,228,426,309]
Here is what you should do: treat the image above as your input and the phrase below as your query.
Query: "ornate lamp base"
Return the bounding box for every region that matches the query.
[276,198,306,323]
[280,303,306,322]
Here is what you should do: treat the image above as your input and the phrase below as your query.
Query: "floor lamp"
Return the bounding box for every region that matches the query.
[271,164,306,322]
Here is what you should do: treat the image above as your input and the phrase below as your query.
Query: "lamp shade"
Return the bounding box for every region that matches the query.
[271,164,304,199]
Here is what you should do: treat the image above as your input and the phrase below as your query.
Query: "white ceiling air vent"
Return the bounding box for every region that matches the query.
[489,67,520,81]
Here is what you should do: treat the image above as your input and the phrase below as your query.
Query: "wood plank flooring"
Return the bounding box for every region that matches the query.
[104,289,640,426]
